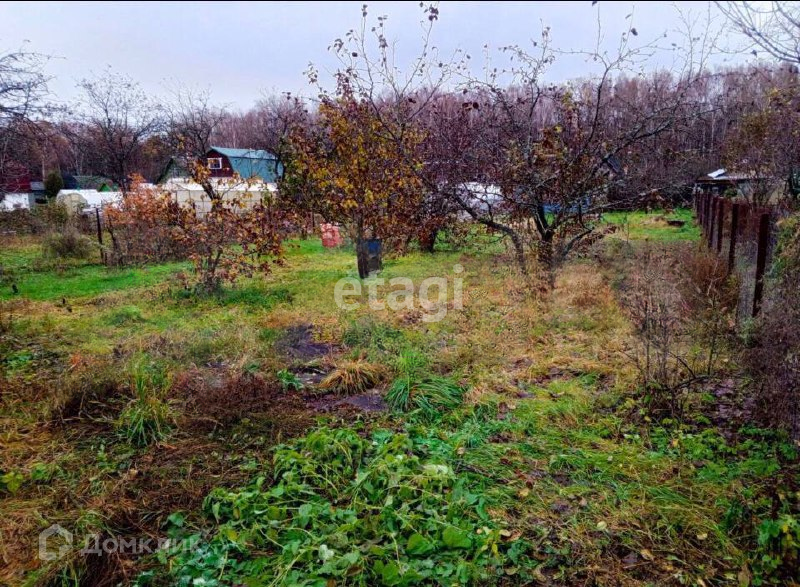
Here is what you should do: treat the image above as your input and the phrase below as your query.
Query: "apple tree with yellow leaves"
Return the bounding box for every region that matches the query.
[281,82,423,278]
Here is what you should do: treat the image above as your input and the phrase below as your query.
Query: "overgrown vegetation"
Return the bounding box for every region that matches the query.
[2,212,798,585]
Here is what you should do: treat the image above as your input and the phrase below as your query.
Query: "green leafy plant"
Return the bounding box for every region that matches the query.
[753,512,800,582]
[158,425,533,585]
[277,368,304,391]
[0,470,24,495]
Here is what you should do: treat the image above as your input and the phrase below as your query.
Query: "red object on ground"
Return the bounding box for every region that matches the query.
[321,223,343,247]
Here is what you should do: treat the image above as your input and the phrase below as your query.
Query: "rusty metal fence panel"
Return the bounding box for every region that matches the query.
[694,193,778,323]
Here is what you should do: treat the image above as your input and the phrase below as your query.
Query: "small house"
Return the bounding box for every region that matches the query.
[62,175,118,192]
[694,169,764,197]
[158,147,283,184]
[157,147,282,215]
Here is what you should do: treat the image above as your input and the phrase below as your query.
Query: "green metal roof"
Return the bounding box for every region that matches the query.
[209,146,283,182]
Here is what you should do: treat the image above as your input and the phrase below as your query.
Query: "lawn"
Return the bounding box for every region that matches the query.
[602,208,701,242]
[1,212,797,586]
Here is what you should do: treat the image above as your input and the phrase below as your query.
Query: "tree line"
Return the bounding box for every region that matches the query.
[2,2,800,278]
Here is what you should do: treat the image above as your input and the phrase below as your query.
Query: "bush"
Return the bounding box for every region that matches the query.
[0,208,42,234]
[41,228,96,260]
[44,170,64,200]
[104,179,186,266]
[33,201,70,231]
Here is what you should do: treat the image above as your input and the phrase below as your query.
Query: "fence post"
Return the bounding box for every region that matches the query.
[95,207,105,264]
[708,197,717,248]
[728,203,739,274]
[753,212,771,317]
[716,198,725,253]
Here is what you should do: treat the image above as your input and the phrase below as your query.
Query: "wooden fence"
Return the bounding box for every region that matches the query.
[694,192,779,321]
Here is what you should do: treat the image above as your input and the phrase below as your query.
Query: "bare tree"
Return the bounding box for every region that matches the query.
[0,47,50,198]
[319,4,715,277]
[717,1,800,64]
[166,87,226,159]
[77,70,162,191]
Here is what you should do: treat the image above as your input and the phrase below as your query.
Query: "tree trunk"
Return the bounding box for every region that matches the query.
[356,237,382,279]
[356,237,369,279]
[510,232,527,275]
[538,233,555,288]
[419,227,438,253]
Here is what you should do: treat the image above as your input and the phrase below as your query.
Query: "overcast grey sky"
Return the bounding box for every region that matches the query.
[1,1,750,110]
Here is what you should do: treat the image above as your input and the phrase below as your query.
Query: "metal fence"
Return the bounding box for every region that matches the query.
[694,192,779,322]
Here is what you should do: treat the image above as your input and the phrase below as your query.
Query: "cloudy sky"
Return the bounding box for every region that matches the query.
[1,1,751,110]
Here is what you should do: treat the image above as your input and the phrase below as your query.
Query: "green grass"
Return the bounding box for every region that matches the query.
[0,260,188,301]
[602,207,700,242]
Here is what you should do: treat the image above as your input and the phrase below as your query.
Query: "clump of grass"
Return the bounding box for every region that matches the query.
[116,358,175,446]
[342,315,403,351]
[319,360,385,394]
[385,348,465,417]
[105,305,146,326]
[117,395,175,447]
[277,368,304,391]
[386,376,465,417]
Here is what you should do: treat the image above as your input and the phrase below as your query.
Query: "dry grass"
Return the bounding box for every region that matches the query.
[319,359,386,394]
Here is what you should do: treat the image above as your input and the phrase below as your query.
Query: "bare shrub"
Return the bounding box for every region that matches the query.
[41,227,96,260]
[678,247,738,373]
[0,209,41,235]
[104,177,186,266]
[621,243,740,420]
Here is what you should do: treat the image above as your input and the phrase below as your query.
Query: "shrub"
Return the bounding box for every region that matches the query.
[104,178,186,266]
[105,175,286,293]
[33,201,70,231]
[41,228,96,260]
[44,170,64,200]
[0,208,42,234]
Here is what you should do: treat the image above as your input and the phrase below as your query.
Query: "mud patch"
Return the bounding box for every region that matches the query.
[274,324,334,360]
[308,391,387,413]
[291,364,329,387]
